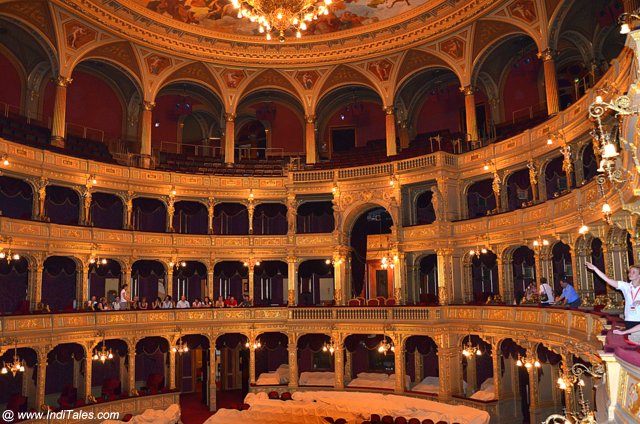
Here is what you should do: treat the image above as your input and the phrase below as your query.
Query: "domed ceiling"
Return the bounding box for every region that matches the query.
[134,0,430,36]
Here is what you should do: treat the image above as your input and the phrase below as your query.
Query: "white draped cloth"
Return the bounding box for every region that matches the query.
[102,404,180,424]
[204,390,489,424]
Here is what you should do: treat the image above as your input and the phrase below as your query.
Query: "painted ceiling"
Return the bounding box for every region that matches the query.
[132,0,430,36]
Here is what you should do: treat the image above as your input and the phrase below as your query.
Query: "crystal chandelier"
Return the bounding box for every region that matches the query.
[380,251,398,270]
[532,236,549,252]
[0,237,19,263]
[469,237,488,258]
[461,336,482,358]
[93,333,114,363]
[89,256,107,267]
[322,338,338,355]
[245,338,262,350]
[1,341,25,377]
[231,0,333,42]
[516,354,541,370]
[172,337,189,355]
[377,334,395,355]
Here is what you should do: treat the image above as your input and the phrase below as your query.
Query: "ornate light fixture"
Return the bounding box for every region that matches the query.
[1,154,9,166]
[325,257,343,266]
[170,260,187,269]
[89,256,108,267]
[516,353,541,370]
[380,251,398,270]
[1,340,25,377]
[589,94,639,186]
[532,235,549,252]
[0,237,19,263]
[602,202,612,225]
[377,329,395,355]
[322,338,338,355]
[231,0,332,42]
[619,8,640,34]
[172,337,189,355]
[549,362,605,424]
[469,237,488,258]
[461,336,482,358]
[245,338,262,350]
[92,332,114,363]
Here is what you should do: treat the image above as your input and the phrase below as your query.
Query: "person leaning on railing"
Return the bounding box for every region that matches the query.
[586,262,640,330]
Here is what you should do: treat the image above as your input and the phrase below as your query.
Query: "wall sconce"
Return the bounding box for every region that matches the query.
[619,9,640,34]
[1,155,9,166]
[602,203,612,225]
[170,187,177,197]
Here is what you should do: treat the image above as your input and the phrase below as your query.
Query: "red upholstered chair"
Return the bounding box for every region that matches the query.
[101,378,122,399]
[395,417,407,424]
[408,419,421,424]
[347,299,360,307]
[122,414,133,422]
[144,373,164,394]
[376,297,386,305]
[435,421,447,424]
[356,297,365,305]
[335,419,347,424]
[421,420,435,424]
[323,418,335,424]
[382,416,394,424]
[268,391,279,399]
[7,394,27,414]
[367,299,379,306]
[385,298,396,306]
[280,391,292,400]
[370,414,381,422]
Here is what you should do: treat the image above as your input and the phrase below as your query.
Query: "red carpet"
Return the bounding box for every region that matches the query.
[180,390,244,424]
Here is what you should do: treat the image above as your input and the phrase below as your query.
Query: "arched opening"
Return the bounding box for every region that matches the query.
[415,191,436,225]
[253,203,287,235]
[213,203,249,235]
[215,333,250,399]
[172,261,207,304]
[42,256,77,312]
[506,168,533,210]
[0,347,37,412]
[132,197,166,233]
[418,254,438,305]
[591,238,607,295]
[511,246,535,304]
[405,335,438,394]
[90,192,123,229]
[344,334,405,391]
[297,334,334,387]
[0,175,32,219]
[45,185,80,225]
[135,337,170,395]
[0,256,28,314]
[175,334,211,402]
[316,86,385,162]
[255,332,289,386]
[545,156,573,199]
[46,343,85,409]
[500,338,528,422]
[91,339,128,401]
[214,261,247,304]
[174,201,208,234]
[88,259,122,308]
[131,260,166,304]
[552,241,573,294]
[253,260,286,306]
[467,178,496,218]
[298,259,334,306]
[296,201,334,233]
[349,207,393,301]
[582,143,599,183]
[471,250,499,304]
[460,335,493,399]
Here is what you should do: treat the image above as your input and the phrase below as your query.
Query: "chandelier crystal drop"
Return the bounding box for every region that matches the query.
[231,0,332,42]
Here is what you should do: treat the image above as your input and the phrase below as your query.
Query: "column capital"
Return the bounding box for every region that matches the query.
[304,115,316,124]
[142,101,156,111]
[383,106,394,115]
[459,85,474,96]
[537,48,555,62]
[55,76,73,87]
[286,255,298,264]
[225,112,236,122]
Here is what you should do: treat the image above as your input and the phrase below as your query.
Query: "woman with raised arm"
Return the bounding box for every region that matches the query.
[586,262,640,329]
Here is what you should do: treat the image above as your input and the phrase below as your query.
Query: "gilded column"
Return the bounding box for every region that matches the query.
[575,245,594,301]
[122,260,132,294]
[208,260,216,302]
[305,115,317,164]
[209,344,217,411]
[168,349,176,390]
[498,254,514,305]
[344,348,352,384]
[249,345,256,385]
[527,355,540,420]
[492,169,502,212]
[139,101,155,169]
[384,106,397,156]
[393,335,406,393]
[35,347,48,411]
[538,49,560,115]
[461,85,478,142]
[127,348,136,394]
[560,350,575,414]
[466,354,477,395]
[334,337,344,389]
[83,347,93,401]
[50,76,72,148]
[436,248,453,305]
[167,267,174,301]
[491,339,502,400]
[248,262,255,300]
[288,343,298,388]
[79,260,90,308]
[28,260,44,310]
[287,256,297,306]
[436,335,460,400]
[207,197,215,235]
[333,249,347,306]
[414,348,423,383]
[224,113,236,164]
[393,250,406,305]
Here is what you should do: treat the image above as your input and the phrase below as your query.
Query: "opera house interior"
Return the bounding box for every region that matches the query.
[2,0,640,423]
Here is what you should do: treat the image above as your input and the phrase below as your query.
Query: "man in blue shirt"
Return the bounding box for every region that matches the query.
[556,277,581,308]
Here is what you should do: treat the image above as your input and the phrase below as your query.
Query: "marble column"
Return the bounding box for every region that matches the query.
[224,113,236,164]
[384,106,397,156]
[50,76,72,148]
[461,85,478,142]
[538,49,560,115]
[139,101,155,169]
[305,115,317,164]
